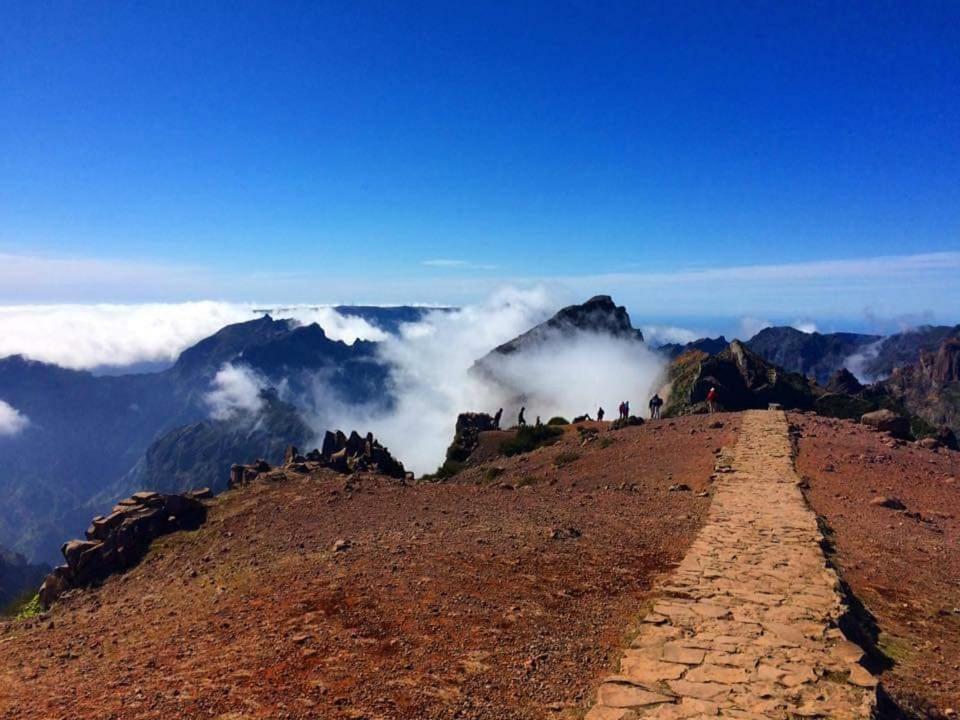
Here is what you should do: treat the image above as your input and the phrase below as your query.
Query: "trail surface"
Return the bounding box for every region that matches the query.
[587,410,877,719]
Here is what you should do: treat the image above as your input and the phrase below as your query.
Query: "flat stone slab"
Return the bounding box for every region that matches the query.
[583,411,878,719]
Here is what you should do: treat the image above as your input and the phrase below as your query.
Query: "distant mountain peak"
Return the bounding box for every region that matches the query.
[484,295,643,360]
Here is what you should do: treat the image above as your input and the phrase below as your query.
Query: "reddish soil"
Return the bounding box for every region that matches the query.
[0,414,738,720]
[791,412,960,718]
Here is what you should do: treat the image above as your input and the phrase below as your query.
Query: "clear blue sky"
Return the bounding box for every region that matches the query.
[1,2,958,322]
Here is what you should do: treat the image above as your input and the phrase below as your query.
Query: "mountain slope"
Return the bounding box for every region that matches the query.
[120,392,315,496]
[663,340,818,416]
[657,336,729,359]
[745,326,881,384]
[0,314,397,562]
[0,415,737,719]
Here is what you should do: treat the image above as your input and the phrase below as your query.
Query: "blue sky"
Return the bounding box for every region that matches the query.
[1,2,958,327]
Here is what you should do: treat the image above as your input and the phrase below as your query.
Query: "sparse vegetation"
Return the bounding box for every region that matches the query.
[515,475,540,487]
[554,451,580,467]
[483,467,505,483]
[499,425,564,456]
[424,459,466,481]
[547,416,569,426]
[598,436,615,449]
[11,593,42,620]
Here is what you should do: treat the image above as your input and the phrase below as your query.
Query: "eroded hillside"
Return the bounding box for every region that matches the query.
[0,415,737,720]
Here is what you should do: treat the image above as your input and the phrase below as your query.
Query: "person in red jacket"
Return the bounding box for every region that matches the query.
[706,386,717,413]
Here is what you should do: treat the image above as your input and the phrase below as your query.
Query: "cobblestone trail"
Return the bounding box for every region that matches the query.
[586,410,877,719]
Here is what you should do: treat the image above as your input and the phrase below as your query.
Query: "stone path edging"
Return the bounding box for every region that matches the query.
[585,410,877,719]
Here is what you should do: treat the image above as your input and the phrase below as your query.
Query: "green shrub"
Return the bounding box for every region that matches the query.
[9,593,42,620]
[483,466,505,483]
[422,459,465,481]
[499,425,564,457]
[598,436,615,449]
[554,451,580,467]
[547,416,569,426]
[910,415,938,439]
[516,475,540,487]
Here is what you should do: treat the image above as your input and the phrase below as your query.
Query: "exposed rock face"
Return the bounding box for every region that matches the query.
[471,295,645,404]
[474,295,643,376]
[229,431,408,487]
[664,341,816,417]
[826,368,864,395]
[38,490,208,607]
[931,337,960,385]
[861,409,911,439]
[882,335,960,433]
[444,413,497,465]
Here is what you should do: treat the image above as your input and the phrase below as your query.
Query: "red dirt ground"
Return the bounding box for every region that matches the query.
[791,412,960,719]
[0,414,738,720]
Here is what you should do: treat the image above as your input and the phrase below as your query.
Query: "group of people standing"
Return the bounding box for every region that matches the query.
[492,385,718,432]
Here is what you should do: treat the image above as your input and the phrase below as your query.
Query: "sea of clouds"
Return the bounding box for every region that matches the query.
[0,290,872,473]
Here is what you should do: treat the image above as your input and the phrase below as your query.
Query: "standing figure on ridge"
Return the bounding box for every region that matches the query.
[707,386,717,413]
[518,406,527,427]
[649,393,663,420]
[597,406,605,422]
[493,407,503,429]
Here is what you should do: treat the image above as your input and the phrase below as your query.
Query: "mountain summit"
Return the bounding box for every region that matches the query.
[482,295,643,361]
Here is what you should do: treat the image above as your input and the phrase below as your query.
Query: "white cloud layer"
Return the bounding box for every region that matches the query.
[0,400,29,437]
[298,287,665,474]
[204,364,267,420]
[0,303,389,370]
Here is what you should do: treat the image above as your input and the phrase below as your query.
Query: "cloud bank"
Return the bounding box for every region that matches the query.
[0,303,388,370]
[0,400,30,437]
[297,288,665,474]
[205,364,268,420]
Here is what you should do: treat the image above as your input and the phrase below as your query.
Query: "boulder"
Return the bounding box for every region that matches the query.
[860,409,910,439]
[283,445,299,465]
[937,426,959,451]
[919,437,940,450]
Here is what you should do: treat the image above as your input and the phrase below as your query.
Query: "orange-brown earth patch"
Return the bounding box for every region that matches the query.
[0,414,738,720]
[791,412,960,718]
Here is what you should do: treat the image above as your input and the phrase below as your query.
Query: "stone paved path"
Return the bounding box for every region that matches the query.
[586,410,877,719]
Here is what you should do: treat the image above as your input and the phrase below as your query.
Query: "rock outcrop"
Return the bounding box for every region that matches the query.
[664,341,817,417]
[861,409,911,439]
[826,368,864,395]
[444,413,497,465]
[38,490,209,608]
[229,430,408,487]
[882,335,960,434]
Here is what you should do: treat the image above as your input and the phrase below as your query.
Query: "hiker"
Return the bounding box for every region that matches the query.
[624,400,630,418]
[649,394,662,420]
[617,401,625,420]
[707,386,717,413]
[535,415,542,427]
[597,406,605,421]
[493,407,503,429]
[518,406,527,427]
